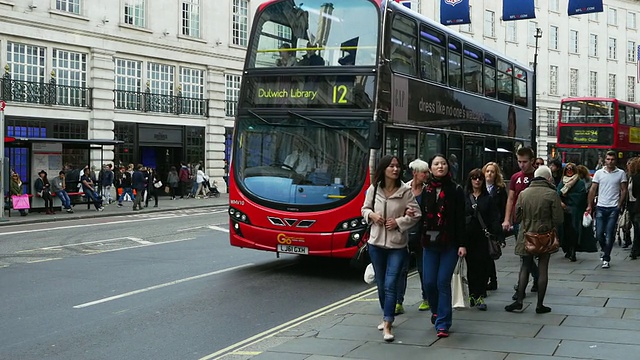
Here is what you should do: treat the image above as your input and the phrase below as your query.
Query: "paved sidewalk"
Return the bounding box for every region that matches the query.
[0,193,229,226]
[219,242,640,360]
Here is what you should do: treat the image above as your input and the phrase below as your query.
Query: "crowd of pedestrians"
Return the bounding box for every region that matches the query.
[361,147,636,343]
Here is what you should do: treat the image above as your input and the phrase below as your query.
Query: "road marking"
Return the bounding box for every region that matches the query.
[0,212,214,237]
[176,226,205,232]
[73,263,253,309]
[27,258,62,263]
[208,225,229,233]
[17,237,151,252]
[127,237,153,245]
[198,285,379,360]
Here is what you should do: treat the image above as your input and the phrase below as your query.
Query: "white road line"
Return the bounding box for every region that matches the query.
[208,225,229,233]
[82,238,196,255]
[176,226,206,232]
[127,237,153,245]
[0,212,213,237]
[17,237,132,252]
[73,263,253,309]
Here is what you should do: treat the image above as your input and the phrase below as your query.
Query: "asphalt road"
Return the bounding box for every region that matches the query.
[0,208,369,360]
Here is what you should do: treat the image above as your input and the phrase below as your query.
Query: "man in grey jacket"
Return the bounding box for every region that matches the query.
[51,171,73,213]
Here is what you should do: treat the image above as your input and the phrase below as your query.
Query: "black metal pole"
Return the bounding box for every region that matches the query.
[532,28,542,155]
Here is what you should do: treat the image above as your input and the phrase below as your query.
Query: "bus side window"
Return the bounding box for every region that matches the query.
[484,54,496,98]
[390,15,417,76]
[497,59,513,103]
[419,25,446,84]
[448,38,462,89]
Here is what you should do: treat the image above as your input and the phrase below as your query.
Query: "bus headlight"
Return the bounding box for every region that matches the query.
[229,206,251,225]
[335,217,367,232]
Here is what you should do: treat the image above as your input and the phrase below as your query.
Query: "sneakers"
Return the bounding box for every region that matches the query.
[602,260,610,269]
[418,300,430,311]
[475,296,487,311]
[436,329,449,338]
[394,303,405,315]
[97,207,104,212]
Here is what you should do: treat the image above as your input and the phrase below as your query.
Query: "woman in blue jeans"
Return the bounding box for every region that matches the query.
[421,154,467,338]
[362,155,420,342]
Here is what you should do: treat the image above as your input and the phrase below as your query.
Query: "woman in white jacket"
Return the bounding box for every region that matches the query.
[361,154,421,342]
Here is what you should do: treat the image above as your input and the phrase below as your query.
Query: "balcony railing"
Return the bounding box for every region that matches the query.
[114,90,208,116]
[1,77,91,108]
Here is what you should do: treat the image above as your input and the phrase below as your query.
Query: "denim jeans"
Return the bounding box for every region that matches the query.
[55,190,71,209]
[422,245,458,331]
[595,206,620,262]
[368,244,407,323]
[396,247,426,304]
[118,187,135,204]
[85,189,102,210]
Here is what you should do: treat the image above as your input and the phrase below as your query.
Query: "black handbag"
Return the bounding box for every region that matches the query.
[469,194,503,260]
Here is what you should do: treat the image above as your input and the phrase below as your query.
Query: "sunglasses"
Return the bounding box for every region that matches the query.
[471,176,484,181]
[566,167,574,171]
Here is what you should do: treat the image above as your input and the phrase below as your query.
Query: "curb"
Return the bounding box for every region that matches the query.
[0,203,228,227]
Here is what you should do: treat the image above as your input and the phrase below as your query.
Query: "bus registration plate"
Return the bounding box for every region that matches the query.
[277,244,309,255]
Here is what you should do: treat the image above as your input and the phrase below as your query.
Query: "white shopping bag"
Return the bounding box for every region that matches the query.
[451,256,470,309]
[582,212,593,228]
[364,263,375,284]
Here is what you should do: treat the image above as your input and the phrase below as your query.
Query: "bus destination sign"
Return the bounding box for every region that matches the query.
[244,75,374,109]
[572,129,599,144]
[558,126,614,146]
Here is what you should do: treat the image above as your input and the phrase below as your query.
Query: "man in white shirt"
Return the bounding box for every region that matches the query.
[284,140,314,175]
[587,151,628,268]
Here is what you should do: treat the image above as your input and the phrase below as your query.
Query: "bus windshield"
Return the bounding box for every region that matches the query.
[235,115,369,206]
[249,0,379,68]
[560,100,615,124]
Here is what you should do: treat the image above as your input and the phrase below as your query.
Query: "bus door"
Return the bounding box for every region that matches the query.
[462,136,485,177]
[385,129,418,181]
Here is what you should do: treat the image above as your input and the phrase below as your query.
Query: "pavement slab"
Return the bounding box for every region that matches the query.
[554,340,640,359]
[431,333,560,356]
[560,315,640,331]
[346,342,507,360]
[579,288,640,299]
[265,338,363,357]
[537,325,640,345]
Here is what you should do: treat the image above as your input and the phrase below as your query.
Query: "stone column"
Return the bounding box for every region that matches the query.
[206,65,227,192]
[89,48,116,168]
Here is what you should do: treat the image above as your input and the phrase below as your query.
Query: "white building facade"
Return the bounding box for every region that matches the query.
[0,0,257,190]
[417,0,640,158]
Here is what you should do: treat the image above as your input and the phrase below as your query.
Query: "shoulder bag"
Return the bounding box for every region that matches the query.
[524,226,560,255]
[350,185,376,269]
[469,194,502,260]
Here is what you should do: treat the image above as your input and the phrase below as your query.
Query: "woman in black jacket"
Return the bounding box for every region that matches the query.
[483,162,508,290]
[421,154,467,338]
[464,169,502,311]
[34,170,54,214]
[145,168,160,208]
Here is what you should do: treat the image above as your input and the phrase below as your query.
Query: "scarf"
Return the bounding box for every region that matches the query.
[560,174,579,196]
[424,175,451,231]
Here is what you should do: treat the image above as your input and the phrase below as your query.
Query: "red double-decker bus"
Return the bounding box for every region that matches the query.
[229,0,532,258]
[557,97,640,171]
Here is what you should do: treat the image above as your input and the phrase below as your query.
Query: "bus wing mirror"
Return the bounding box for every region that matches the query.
[369,121,382,149]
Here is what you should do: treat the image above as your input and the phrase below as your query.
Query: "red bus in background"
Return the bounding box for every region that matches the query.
[557,98,640,171]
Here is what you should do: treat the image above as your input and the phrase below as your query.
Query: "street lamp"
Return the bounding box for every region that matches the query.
[531,27,542,155]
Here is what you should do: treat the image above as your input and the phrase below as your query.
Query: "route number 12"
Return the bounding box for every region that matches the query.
[332,85,348,104]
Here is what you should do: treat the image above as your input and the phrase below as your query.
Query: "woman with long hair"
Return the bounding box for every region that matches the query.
[167,166,179,200]
[361,155,420,342]
[421,154,467,338]
[482,162,507,290]
[557,162,589,262]
[10,172,27,216]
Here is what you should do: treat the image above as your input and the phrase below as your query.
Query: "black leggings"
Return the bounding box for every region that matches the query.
[42,192,53,210]
[515,254,550,306]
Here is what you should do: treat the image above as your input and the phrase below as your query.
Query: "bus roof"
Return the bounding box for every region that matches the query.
[386,0,532,72]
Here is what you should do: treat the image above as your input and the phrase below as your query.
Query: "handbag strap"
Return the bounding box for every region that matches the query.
[469,194,490,234]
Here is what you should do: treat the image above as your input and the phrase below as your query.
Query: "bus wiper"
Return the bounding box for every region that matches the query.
[248,110,276,125]
[288,111,339,129]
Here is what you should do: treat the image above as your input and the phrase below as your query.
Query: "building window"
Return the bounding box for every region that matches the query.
[569,68,578,97]
[589,12,599,22]
[628,76,636,102]
[52,49,87,105]
[549,65,558,95]
[124,0,145,27]
[590,71,598,96]
[528,21,537,46]
[6,42,46,82]
[56,0,80,14]
[181,0,200,38]
[460,5,472,33]
[628,41,636,62]
[629,12,637,29]
[115,58,142,109]
[547,110,558,137]
[549,0,559,12]
[589,34,598,57]
[179,67,204,114]
[608,73,616,97]
[225,74,241,117]
[147,62,175,95]
[506,21,517,42]
[569,30,578,54]
[114,122,136,167]
[549,25,558,50]
[608,37,617,60]
[608,8,617,26]
[186,126,205,165]
[232,0,249,47]
[484,10,495,38]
